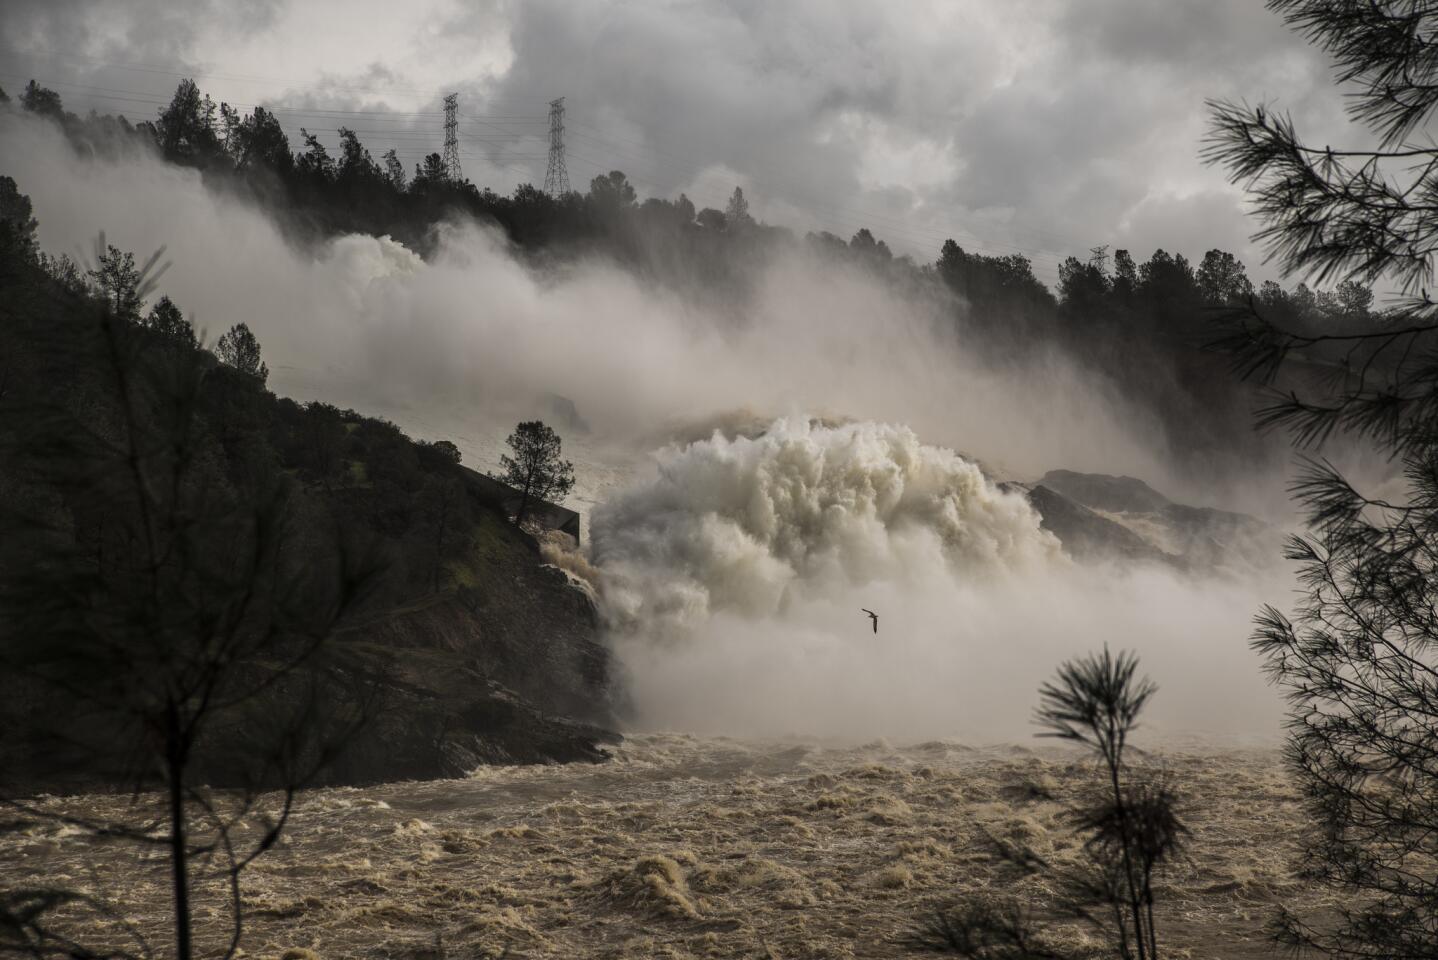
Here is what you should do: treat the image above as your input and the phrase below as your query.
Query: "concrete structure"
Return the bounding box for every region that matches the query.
[461,466,582,544]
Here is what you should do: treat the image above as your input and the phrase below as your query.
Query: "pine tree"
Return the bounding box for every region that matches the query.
[87,238,168,323]
[145,295,197,347]
[725,186,753,229]
[216,323,269,386]
[1206,3,1438,954]
[491,421,575,527]
[383,148,407,190]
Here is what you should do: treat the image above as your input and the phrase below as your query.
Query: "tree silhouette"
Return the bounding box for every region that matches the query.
[492,421,575,528]
[215,323,268,386]
[0,241,383,959]
[145,295,197,347]
[218,102,242,156]
[1195,249,1253,305]
[0,176,38,263]
[907,648,1184,959]
[295,128,336,185]
[1035,648,1180,960]
[382,148,407,190]
[156,79,221,164]
[1111,249,1138,304]
[87,238,168,324]
[588,170,637,214]
[232,107,291,174]
[725,186,753,229]
[336,127,381,187]
[412,153,447,190]
[849,227,893,262]
[19,81,63,119]
[1059,254,1111,319]
[696,207,727,231]
[1206,2,1438,954]
[676,193,696,224]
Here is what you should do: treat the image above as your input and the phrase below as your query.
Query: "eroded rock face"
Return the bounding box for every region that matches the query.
[1014,483,1174,565]
[323,675,618,785]
[323,557,618,785]
[1020,470,1276,571]
[260,526,618,786]
[1037,470,1173,515]
[0,516,617,794]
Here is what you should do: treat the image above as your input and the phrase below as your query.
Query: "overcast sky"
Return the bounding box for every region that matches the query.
[0,0,1357,283]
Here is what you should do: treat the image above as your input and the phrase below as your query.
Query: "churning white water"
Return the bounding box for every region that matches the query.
[594,418,1058,628]
[592,417,1286,742]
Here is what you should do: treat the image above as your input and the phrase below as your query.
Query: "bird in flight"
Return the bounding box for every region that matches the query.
[861,608,878,634]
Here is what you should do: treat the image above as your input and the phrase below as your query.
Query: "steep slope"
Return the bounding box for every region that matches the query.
[1035,469,1275,569]
[0,234,615,792]
[1016,482,1175,565]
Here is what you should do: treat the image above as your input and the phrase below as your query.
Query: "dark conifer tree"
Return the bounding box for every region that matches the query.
[492,421,575,527]
[145,295,197,347]
[1206,2,1438,954]
[19,81,64,119]
[156,79,222,164]
[216,323,269,386]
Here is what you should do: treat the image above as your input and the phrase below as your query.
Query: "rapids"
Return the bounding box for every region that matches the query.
[3,735,1322,959]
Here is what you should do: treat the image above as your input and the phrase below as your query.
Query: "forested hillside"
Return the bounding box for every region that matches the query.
[0,173,612,792]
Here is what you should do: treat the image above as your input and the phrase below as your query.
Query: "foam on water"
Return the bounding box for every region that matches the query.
[594,417,1059,630]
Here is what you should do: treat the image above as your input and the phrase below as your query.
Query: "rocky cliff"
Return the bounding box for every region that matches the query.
[1018,470,1275,571]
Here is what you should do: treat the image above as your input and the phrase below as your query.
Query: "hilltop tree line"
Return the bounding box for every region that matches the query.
[4,77,1375,328]
[2,76,1377,471]
[3,78,773,264]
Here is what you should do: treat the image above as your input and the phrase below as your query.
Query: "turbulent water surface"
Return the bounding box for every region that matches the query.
[7,735,1326,959]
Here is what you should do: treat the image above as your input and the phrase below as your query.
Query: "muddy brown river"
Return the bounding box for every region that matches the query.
[3,735,1326,959]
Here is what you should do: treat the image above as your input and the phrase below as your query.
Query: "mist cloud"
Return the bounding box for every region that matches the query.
[596,418,1285,742]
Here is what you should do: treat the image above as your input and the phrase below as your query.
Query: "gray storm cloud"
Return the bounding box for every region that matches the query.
[0,0,1351,281]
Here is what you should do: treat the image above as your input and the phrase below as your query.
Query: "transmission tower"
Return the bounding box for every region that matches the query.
[544,96,570,197]
[442,92,462,182]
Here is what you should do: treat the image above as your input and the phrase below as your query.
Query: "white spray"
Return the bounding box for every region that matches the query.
[593,417,1285,742]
